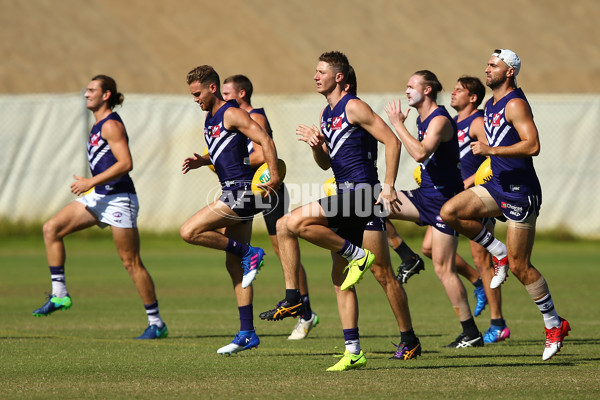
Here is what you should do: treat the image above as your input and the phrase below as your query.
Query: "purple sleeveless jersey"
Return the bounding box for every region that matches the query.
[483,89,542,198]
[456,110,486,180]
[320,94,379,187]
[204,100,253,189]
[416,106,463,198]
[87,112,136,195]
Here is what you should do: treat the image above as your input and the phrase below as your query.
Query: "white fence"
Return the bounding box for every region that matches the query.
[1,93,599,237]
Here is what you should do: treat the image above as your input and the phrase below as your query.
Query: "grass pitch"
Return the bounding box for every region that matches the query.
[1,230,599,399]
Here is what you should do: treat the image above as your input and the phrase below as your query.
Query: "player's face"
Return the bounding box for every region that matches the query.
[189,81,214,111]
[314,61,337,94]
[222,82,240,103]
[485,56,509,89]
[405,75,425,107]
[84,80,105,111]
[450,82,470,111]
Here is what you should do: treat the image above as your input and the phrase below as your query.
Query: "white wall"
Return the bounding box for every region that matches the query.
[1,93,598,237]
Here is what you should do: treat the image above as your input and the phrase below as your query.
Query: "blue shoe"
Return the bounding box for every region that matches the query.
[136,324,169,339]
[32,294,72,316]
[483,325,511,344]
[217,330,260,355]
[241,246,265,289]
[473,285,488,317]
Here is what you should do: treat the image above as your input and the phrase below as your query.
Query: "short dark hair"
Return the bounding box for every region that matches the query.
[186,65,220,88]
[91,74,124,109]
[413,70,443,101]
[457,76,486,107]
[223,74,253,100]
[346,65,357,95]
[318,51,350,84]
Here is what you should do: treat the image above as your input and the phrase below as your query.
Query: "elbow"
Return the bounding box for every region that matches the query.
[414,153,428,163]
[531,144,540,156]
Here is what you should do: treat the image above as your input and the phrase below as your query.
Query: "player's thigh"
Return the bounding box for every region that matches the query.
[387,191,421,223]
[111,226,141,262]
[363,229,391,267]
[181,200,242,234]
[506,224,535,266]
[44,201,98,237]
[285,201,328,232]
[442,187,494,220]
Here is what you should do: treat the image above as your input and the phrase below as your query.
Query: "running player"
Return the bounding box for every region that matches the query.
[260,51,402,371]
[441,49,570,360]
[385,70,483,348]
[180,65,280,355]
[222,74,319,340]
[33,75,168,340]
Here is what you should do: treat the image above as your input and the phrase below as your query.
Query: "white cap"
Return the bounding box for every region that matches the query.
[492,49,521,76]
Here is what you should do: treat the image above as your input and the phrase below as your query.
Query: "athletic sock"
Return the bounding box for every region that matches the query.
[49,266,68,297]
[224,239,250,258]
[343,327,361,354]
[238,304,254,331]
[300,293,312,320]
[393,241,416,263]
[285,289,301,303]
[400,328,418,345]
[534,293,561,329]
[490,317,506,327]
[144,301,164,328]
[472,227,507,259]
[460,318,480,338]
[337,240,366,262]
[473,277,483,288]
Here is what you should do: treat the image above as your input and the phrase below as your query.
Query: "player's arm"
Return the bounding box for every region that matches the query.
[70,119,132,195]
[225,107,281,191]
[182,151,211,174]
[347,99,401,211]
[296,117,330,170]
[247,112,266,168]
[384,99,444,163]
[471,98,540,157]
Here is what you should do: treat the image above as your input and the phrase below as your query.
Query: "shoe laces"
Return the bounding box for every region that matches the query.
[545,325,562,346]
[391,342,408,357]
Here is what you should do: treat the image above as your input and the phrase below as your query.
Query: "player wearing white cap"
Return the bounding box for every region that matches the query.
[441,49,570,361]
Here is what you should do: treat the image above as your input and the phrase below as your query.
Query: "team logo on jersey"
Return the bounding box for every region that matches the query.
[113,212,123,218]
[332,117,343,130]
[90,133,100,146]
[210,125,221,138]
[457,129,466,143]
[491,113,502,127]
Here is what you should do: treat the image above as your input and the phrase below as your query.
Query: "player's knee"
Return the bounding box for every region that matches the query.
[370,264,392,287]
[179,223,197,243]
[284,213,304,235]
[440,200,458,223]
[42,219,60,240]
[421,245,432,259]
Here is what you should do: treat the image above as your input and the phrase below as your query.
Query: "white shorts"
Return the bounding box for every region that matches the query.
[76,190,139,229]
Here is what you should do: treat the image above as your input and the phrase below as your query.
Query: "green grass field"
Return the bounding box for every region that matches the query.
[1,229,599,399]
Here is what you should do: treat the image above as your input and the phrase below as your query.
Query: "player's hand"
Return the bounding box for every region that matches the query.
[296,124,324,148]
[385,99,410,127]
[257,176,281,198]
[470,141,491,156]
[182,152,205,174]
[70,175,93,196]
[376,183,402,215]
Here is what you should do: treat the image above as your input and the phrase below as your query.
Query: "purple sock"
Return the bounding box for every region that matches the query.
[225,239,250,258]
[239,304,254,331]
